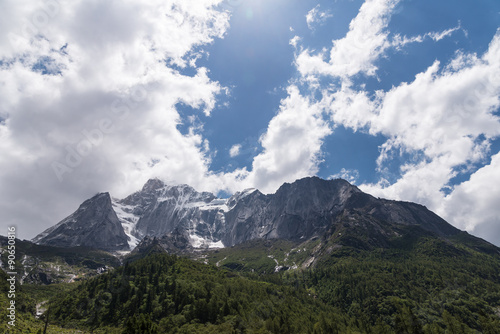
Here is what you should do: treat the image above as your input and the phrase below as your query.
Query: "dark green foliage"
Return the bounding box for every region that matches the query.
[292,236,500,333]
[48,253,348,333]
[6,225,500,333]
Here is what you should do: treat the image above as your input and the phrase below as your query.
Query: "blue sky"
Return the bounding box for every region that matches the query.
[1,0,500,245]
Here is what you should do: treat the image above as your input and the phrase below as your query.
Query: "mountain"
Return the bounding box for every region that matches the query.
[32,177,492,255]
[222,177,461,247]
[114,178,226,249]
[124,228,194,263]
[33,192,129,252]
[8,177,500,332]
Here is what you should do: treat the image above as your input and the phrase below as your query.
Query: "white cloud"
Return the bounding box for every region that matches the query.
[289,35,301,48]
[439,152,500,235]
[298,0,461,81]
[243,86,332,193]
[359,31,500,210]
[306,5,333,31]
[0,0,230,239]
[427,25,462,41]
[297,0,400,78]
[424,150,500,246]
[293,0,500,244]
[229,144,242,157]
[392,23,462,49]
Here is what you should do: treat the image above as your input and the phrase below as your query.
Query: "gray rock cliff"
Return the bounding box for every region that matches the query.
[33,177,469,252]
[33,192,129,251]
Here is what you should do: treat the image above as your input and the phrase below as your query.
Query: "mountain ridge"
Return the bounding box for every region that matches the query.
[32,177,497,256]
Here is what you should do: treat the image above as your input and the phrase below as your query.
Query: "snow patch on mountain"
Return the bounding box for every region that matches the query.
[112,200,141,250]
[186,198,230,212]
[189,234,224,249]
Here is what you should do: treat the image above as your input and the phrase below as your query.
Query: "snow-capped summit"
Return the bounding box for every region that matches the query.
[33,177,463,255]
[115,180,223,251]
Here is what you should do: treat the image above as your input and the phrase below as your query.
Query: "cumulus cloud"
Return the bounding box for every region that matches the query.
[0,0,230,239]
[297,0,400,78]
[359,31,500,210]
[293,0,500,244]
[439,152,500,235]
[322,30,500,242]
[297,0,461,80]
[243,86,332,193]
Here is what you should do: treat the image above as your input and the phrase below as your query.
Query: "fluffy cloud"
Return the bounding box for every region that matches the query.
[240,0,400,195]
[297,0,462,81]
[297,0,400,78]
[323,27,500,242]
[360,31,500,210]
[0,0,230,239]
[243,86,332,193]
[439,152,500,236]
[293,0,500,244]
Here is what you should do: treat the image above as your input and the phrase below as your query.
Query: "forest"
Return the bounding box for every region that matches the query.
[2,231,500,333]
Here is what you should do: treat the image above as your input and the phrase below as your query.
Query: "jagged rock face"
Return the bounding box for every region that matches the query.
[117,179,225,248]
[32,193,129,252]
[133,183,217,237]
[342,192,460,238]
[222,178,362,246]
[33,177,466,253]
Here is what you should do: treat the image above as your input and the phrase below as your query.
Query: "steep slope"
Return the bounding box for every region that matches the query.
[33,177,493,256]
[117,178,226,248]
[33,193,129,252]
[221,177,463,247]
[223,178,361,246]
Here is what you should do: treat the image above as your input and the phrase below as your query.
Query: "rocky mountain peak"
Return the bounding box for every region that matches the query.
[33,176,477,254]
[141,178,166,193]
[276,177,360,197]
[33,191,129,252]
[226,188,261,210]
